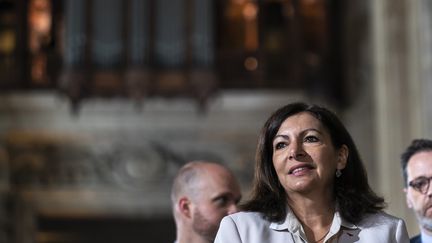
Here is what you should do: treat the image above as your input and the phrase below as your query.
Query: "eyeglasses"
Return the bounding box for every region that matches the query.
[408,176,432,194]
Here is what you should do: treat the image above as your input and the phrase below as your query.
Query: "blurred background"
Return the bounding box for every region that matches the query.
[0,0,430,242]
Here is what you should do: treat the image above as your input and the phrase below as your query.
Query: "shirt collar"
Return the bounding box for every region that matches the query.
[269,206,301,232]
[269,207,358,233]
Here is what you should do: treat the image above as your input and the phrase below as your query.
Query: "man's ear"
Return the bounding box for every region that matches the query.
[404,188,413,208]
[178,197,192,218]
[337,145,349,170]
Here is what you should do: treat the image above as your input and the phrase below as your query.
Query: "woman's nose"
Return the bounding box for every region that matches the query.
[288,141,305,160]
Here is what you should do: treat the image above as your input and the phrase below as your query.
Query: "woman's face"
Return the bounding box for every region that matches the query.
[272,112,347,195]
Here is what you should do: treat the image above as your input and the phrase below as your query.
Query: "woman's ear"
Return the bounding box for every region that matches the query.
[337,145,349,170]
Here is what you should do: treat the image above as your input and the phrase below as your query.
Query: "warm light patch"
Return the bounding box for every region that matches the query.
[244,56,258,71]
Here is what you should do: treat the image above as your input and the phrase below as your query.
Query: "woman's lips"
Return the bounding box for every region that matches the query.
[288,164,315,175]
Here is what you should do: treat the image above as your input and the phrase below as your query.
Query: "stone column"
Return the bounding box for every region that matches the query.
[64,0,86,67]
[414,0,432,137]
[372,0,427,236]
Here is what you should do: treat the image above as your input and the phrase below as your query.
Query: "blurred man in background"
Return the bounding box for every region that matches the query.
[401,139,432,243]
[171,161,241,243]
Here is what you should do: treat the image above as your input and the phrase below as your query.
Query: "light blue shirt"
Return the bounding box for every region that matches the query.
[422,232,432,243]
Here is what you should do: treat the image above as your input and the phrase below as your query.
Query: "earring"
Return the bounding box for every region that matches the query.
[335,169,342,178]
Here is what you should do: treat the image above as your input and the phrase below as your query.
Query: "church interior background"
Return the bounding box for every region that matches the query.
[0,0,431,242]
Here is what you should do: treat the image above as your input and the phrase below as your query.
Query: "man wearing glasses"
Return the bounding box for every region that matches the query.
[401,139,432,243]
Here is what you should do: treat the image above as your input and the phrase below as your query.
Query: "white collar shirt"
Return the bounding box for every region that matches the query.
[269,207,358,243]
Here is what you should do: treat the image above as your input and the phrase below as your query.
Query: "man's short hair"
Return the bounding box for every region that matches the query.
[171,162,202,205]
[401,139,432,186]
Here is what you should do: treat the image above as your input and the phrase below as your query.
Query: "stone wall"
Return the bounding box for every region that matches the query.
[0,91,305,242]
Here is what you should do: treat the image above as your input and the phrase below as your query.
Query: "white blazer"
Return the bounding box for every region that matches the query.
[215,210,409,243]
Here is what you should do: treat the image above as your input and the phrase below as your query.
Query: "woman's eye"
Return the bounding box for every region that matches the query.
[304,136,319,143]
[275,142,287,150]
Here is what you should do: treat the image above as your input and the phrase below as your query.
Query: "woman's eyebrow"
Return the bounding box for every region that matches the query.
[273,134,289,140]
[274,128,322,139]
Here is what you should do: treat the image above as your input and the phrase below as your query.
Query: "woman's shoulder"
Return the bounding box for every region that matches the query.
[357,211,405,228]
[219,211,280,240]
[217,211,278,243]
[353,212,409,242]
[226,211,266,221]
[223,211,271,227]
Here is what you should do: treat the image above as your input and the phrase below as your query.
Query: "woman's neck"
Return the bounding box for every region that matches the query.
[287,192,335,242]
[289,188,334,214]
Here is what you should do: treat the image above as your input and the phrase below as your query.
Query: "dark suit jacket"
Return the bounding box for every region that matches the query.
[411,234,421,243]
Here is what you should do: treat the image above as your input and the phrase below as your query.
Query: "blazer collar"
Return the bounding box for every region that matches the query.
[269,207,358,233]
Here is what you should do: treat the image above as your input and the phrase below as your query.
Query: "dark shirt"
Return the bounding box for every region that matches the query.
[411,234,421,243]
